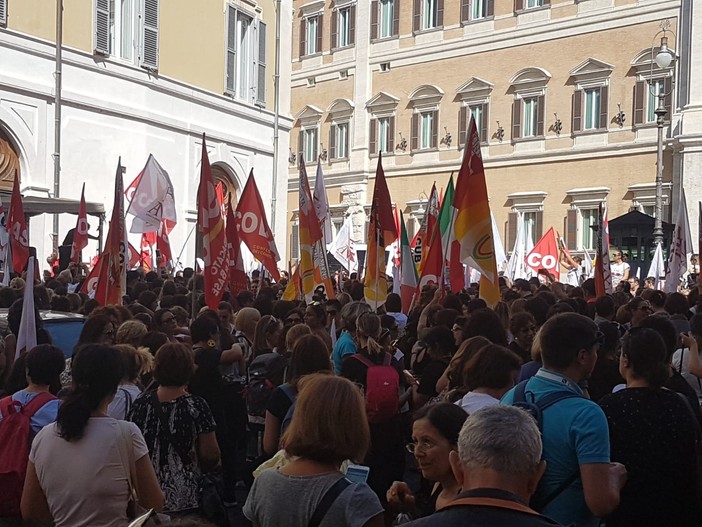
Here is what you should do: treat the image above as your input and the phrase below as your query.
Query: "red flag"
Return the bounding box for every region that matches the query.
[80,254,105,296]
[8,174,29,273]
[525,227,561,282]
[157,220,173,268]
[364,154,399,307]
[197,135,228,309]
[95,160,128,305]
[128,242,140,268]
[71,183,89,263]
[226,203,248,295]
[235,171,281,281]
[417,222,444,291]
[140,233,153,271]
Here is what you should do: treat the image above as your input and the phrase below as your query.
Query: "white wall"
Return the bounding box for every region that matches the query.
[0,27,292,272]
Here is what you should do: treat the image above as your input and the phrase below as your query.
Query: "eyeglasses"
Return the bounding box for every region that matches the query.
[286,317,302,324]
[406,441,438,454]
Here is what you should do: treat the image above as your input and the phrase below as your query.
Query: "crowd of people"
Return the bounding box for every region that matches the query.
[1,262,702,526]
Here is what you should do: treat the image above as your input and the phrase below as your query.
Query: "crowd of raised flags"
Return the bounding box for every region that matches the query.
[0,116,699,316]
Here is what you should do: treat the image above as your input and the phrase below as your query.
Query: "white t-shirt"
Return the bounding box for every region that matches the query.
[30,417,149,527]
[672,347,702,402]
[107,383,143,420]
[455,392,500,414]
[610,261,630,288]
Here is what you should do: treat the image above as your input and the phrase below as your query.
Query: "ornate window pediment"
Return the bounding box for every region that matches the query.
[510,67,551,90]
[456,77,494,100]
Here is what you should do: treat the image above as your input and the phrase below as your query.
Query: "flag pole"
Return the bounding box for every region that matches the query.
[174,223,197,270]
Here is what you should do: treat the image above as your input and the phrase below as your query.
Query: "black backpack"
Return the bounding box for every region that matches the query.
[245,352,287,425]
[511,379,581,511]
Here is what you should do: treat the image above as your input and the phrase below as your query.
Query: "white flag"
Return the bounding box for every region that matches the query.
[16,256,37,359]
[313,160,333,246]
[329,216,357,273]
[648,242,666,290]
[491,212,508,273]
[126,154,177,233]
[506,212,529,282]
[665,189,692,293]
[582,249,594,279]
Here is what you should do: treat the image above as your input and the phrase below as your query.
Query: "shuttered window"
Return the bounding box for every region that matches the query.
[256,21,266,105]
[329,122,349,160]
[95,0,112,55]
[139,0,159,70]
[226,7,265,105]
[0,0,7,26]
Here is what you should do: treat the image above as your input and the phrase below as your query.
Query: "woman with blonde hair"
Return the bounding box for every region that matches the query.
[108,344,153,420]
[115,320,149,348]
[341,312,405,501]
[244,374,383,527]
[282,323,311,358]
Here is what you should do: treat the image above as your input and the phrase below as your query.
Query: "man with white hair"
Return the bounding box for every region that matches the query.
[405,405,561,526]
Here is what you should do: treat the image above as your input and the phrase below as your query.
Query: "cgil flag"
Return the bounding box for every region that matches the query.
[197,135,228,309]
[526,227,561,282]
[364,153,399,308]
[71,184,89,263]
[399,212,418,314]
[94,160,128,305]
[8,173,29,274]
[226,202,248,295]
[313,160,333,246]
[16,256,37,359]
[453,116,499,305]
[412,182,439,272]
[665,189,693,293]
[235,171,281,281]
[125,154,177,234]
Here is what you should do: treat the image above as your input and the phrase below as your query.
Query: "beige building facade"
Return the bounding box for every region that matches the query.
[287,0,688,276]
[0,0,292,269]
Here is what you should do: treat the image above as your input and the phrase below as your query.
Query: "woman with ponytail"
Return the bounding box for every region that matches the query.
[341,312,406,501]
[21,344,163,526]
[600,328,702,526]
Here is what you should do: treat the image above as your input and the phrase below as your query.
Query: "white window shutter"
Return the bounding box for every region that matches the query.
[140,0,159,70]
[94,0,111,55]
[226,6,237,94]
[256,21,267,106]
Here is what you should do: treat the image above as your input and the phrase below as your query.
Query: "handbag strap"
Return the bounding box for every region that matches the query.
[149,391,191,465]
[308,477,351,527]
[115,421,139,500]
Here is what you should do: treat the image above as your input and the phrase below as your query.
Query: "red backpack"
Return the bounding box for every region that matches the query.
[0,392,56,517]
[352,353,400,424]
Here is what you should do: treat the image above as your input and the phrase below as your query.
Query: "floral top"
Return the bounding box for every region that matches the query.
[128,392,216,512]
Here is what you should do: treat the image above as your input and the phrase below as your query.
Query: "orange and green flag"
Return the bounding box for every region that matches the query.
[453,116,499,306]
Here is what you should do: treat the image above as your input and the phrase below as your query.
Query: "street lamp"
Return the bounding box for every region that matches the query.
[650,19,675,247]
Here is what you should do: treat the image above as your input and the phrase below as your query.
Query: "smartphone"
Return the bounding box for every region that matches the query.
[345,464,370,484]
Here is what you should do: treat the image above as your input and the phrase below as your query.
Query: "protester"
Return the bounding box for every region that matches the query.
[252,315,284,357]
[154,308,180,341]
[341,312,405,500]
[404,405,560,526]
[387,403,468,518]
[22,344,163,526]
[129,343,220,516]
[262,334,332,456]
[282,323,311,357]
[435,336,491,396]
[304,303,333,351]
[115,320,149,348]
[501,313,627,526]
[108,344,152,420]
[599,329,702,526]
[332,301,371,374]
[410,326,456,406]
[509,312,537,364]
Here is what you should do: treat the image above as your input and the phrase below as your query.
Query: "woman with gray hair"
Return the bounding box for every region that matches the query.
[404,405,559,526]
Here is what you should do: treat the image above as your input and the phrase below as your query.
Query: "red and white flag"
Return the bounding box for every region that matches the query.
[235,170,281,281]
[226,203,248,295]
[313,160,333,246]
[156,220,173,268]
[95,160,128,305]
[197,135,228,309]
[8,174,29,274]
[411,182,439,272]
[125,154,177,234]
[526,228,561,282]
[71,183,89,263]
[81,254,104,297]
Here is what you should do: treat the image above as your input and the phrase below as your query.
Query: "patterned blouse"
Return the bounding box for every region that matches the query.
[128,392,216,512]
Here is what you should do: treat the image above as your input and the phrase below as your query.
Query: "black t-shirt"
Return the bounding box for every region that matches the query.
[589,357,624,403]
[665,371,702,424]
[599,388,702,527]
[509,341,531,365]
[266,384,295,421]
[417,359,448,398]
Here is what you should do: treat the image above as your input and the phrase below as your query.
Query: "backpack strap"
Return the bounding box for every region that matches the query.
[513,380,529,404]
[279,383,296,403]
[308,477,351,527]
[0,395,16,418]
[351,353,375,369]
[440,496,539,516]
[21,392,56,418]
[121,387,134,418]
[535,391,581,412]
[381,353,392,366]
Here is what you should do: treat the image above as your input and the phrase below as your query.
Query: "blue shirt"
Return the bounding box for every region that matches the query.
[332,330,357,375]
[0,390,60,435]
[501,369,610,527]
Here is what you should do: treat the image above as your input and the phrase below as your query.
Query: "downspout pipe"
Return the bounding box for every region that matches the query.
[53,0,63,253]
